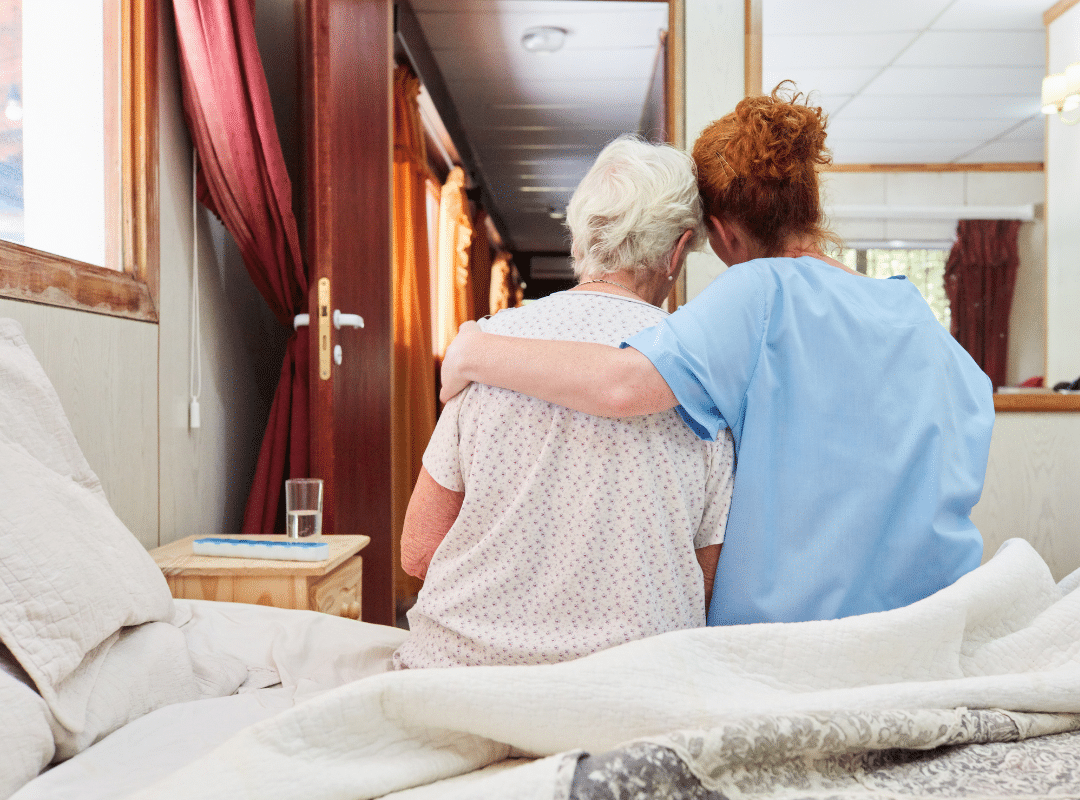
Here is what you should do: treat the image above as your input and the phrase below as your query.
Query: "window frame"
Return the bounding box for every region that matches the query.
[0,0,158,322]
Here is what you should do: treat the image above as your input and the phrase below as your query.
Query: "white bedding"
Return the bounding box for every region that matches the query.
[13,600,407,800]
[121,538,1080,800]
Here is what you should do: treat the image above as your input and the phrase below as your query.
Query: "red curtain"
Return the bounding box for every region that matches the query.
[172,0,308,532]
[944,220,1022,389]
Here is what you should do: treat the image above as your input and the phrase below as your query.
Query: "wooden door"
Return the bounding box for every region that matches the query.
[303,0,394,626]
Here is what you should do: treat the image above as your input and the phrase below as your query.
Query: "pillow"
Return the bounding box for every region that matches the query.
[0,648,55,800]
[0,320,175,732]
[0,319,105,497]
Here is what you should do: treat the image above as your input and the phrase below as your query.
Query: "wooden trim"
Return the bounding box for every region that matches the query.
[0,0,158,322]
[125,0,160,306]
[820,159,1041,170]
[666,0,685,150]
[0,240,157,320]
[105,0,121,273]
[1045,0,1080,26]
[744,0,762,97]
[665,0,686,310]
[995,393,1080,412]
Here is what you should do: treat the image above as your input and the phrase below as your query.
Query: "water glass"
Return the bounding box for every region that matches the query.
[285,478,323,537]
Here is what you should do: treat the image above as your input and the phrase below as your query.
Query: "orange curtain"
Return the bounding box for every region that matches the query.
[489,252,512,315]
[434,167,475,356]
[391,66,437,599]
[488,252,523,315]
[469,209,493,320]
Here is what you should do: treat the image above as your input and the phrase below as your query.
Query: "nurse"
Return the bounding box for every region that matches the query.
[440,84,995,627]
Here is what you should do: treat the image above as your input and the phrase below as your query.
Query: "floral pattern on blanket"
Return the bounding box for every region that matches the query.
[570,709,1080,800]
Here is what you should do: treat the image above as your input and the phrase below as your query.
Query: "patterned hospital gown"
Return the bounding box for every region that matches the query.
[393,290,734,669]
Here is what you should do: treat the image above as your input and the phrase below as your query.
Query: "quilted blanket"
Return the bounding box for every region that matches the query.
[132,538,1080,800]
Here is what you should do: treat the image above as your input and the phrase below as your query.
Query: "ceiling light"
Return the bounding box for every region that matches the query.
[521,26,567,53]
[1042,62,1080,125]
[548,207,566,220]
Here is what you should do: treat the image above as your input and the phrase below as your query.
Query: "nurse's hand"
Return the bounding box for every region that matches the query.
[440,321,482,402]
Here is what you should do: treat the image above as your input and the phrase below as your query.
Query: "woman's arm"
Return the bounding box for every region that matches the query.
[440,321,678,417]
[400,467,464,580]
[695,544,721,609]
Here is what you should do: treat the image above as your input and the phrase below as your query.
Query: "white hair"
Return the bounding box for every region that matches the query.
[566,136,705,281]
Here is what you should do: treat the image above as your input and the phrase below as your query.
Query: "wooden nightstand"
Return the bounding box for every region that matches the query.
[149,534,370,618]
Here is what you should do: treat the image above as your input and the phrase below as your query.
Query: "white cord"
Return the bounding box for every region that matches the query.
[189,147,202,429]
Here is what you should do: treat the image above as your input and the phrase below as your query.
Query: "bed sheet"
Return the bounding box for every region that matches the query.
[12,599,407,800]
[126,539,1080,800]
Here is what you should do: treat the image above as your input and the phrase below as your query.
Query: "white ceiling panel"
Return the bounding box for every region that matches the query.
[999,115,1047,140]
[453,99,644,129]
[443,77,652,108]
[893,31,1044,67]
[411,0,663,14]
[862,66,1046,96]
[407,0,1049,253]
[835,92,1041,121]
[764,33,917,69]
[830,140,988,163]
[761,68,884,96]
[431,45,658,84]
[416,7,667,52]
[955,138,1046,162]
[763,0,953,35]
[465,127,622,148]
[827,117,1024,141]
[930,0,1049,30]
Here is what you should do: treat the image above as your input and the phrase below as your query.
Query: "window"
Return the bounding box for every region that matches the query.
[837,248,951,330]
[0,0,157,321]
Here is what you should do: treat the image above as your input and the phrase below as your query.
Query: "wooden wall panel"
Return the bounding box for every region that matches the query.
[0,298,159,548]
[972,412,1080,582]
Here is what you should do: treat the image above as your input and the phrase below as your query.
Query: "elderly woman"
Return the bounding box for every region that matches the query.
[440,86,994,628]
[393,136,735,669]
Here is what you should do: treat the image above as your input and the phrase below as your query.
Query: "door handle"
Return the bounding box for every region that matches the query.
[333,310,364,329]
[295,310,364,330]
[294,281,361,381]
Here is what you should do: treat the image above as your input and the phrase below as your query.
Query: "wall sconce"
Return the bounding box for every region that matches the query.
[1042,62,1080,125]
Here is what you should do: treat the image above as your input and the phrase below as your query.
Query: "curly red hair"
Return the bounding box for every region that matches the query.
[692,82,837,256]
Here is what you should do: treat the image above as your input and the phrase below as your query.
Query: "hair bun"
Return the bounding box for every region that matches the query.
[724,82,831,180]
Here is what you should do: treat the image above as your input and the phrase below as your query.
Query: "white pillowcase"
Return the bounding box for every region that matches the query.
[0,667,54,800]
[0,319,177,732]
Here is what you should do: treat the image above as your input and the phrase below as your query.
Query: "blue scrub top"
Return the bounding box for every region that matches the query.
[623,256,993,626]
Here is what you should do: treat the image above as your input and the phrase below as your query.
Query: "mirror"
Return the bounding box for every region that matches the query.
[406,0,1074,410]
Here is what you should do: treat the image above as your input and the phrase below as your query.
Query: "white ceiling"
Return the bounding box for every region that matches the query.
[411,0,1050,253]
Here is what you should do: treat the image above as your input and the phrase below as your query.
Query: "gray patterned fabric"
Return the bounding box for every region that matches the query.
[570,709,1080,800]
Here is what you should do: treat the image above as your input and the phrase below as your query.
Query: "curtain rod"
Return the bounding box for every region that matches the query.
[827,204,1036,221]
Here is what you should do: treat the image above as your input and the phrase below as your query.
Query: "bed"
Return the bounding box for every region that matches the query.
[4,313,1080,800]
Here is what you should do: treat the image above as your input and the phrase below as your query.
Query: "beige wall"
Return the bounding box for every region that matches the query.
[155,6,275,545]
[0,4,275,548]
[0,299,160,547]
[974,412,1080,582]
[680,0,743,299]
[1046,4,1080,386]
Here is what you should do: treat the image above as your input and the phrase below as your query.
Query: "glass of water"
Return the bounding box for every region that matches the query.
[285,478,323,537]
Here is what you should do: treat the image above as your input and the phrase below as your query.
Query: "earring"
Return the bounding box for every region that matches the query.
[667,274,674,281]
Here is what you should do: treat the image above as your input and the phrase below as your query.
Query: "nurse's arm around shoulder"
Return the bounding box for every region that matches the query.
[440,320,677,418]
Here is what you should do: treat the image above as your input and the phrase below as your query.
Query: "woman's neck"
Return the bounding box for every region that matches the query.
[574,272,656,305]
[778,238,859,275]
